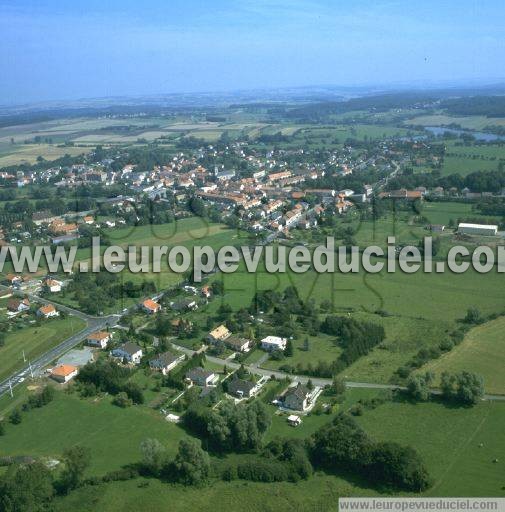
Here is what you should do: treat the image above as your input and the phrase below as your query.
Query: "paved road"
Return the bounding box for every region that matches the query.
[171,342,405,389]
[171,342,505,402]
[0,284,121,398]
[0,284,110,322]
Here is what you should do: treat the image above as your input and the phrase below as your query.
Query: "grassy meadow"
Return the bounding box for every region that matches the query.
[0,316,86,382]
[421,317,505,395]
[358,398,505,497]
[2,386,503,512]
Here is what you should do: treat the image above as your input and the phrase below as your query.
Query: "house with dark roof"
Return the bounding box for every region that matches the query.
[225,336,252,353]
[185,367,218,387]
[283,382,311,411]
[7,298,30,315]
[170,298,198,311]
[149,351,184,375]
[227,377,256,399]
[111,343,143,364]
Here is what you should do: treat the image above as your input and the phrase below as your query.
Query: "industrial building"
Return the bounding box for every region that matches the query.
[458,223,498,236]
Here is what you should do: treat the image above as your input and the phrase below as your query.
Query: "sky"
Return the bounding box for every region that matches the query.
[0,0,504,104]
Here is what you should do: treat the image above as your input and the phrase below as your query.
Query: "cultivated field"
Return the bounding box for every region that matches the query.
[0,144,91,166]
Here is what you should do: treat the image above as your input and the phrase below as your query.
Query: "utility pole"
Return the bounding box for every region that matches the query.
[22,350,26,362]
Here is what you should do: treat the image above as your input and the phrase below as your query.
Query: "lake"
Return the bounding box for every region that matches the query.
[424,126,505,142]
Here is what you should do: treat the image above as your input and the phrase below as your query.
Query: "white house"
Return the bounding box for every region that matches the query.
[44,278,62,293]
[86,331,112,349]
[51,364,78,383]
[37,304,59,318]
[111,343,143,364]
[261,335,287,352]
[149,351,185,375]
[185,367,218,387]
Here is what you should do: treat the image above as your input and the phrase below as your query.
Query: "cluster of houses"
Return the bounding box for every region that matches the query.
[206,324,251,352]
[3,295,59,319]
[380,186,505,202]
[0,137,377,245]
[205,324,290,355]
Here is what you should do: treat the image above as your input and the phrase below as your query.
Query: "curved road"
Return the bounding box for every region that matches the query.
[0,284,120,397]
[172,342,505,402]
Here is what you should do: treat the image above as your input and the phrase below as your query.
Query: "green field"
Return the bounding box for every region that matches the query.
[0,316,86,381]
[422,317,505,395]
[209,246,505,383]
[421,201,480,225]
[213,258,505,323]
[0,217,242,303]
[0,392,188,475]
[0,144,91,166]
[3,387,503,511]
[358,398,505,497]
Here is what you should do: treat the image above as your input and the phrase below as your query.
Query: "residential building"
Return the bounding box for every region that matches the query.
[111,343,143,364]
[185,367,218,387]
[5,274,22,286]
[142,299,161,314]
[170,298,198,311]
[7,298,30,314]
[261,335,287,352]
[86,331,112,349]
[283,382,311,411]
[37,304,59,318]
[32,210,59,226]
[207,324,231,344]
[149,351,185,375]
[227,377,256,399]
[225,336,251,352]
[43,278,62,293]
[51,364,78,383]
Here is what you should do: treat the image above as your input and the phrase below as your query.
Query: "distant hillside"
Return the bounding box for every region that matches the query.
[441,96,505,117]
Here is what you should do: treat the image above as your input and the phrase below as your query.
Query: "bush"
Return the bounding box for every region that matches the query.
[464,307,484,325]
[440,371,484,406]
[221,464,238,481]
[350,404,364,416]
[368,442,432,491]
[310,413,431,492]
[236,459,289,482]
[112,392,133,408]
[102,467,139,482]
[171,439,210,486]
[9,409,22,425]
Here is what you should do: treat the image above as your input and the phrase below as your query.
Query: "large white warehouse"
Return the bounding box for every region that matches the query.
[458,223,498,236]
